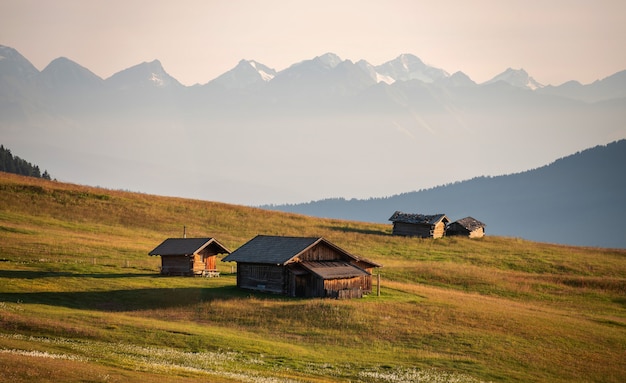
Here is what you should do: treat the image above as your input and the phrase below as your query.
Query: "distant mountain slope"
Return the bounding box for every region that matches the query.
[266,140,626,249]
[537,70,626,102]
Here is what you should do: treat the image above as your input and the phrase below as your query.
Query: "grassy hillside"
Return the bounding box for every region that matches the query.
[1,172,625,383]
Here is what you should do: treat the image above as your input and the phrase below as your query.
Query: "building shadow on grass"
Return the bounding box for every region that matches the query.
[0,285,264,312]
[0,270,157,279]
[0,270,300,311]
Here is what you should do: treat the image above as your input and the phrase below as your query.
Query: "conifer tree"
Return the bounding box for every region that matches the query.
[0,145,52,180]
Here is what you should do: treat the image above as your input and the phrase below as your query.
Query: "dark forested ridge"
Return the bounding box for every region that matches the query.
[266,140,626,249]
[0,145,51,180]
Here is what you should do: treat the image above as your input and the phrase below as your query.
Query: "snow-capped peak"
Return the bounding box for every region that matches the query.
[356,60,395,84]
[375,54,450,83]
[316,53,342,69]
[486,68,544,90]
[247,60,275,82]
[105,59,182,89]
[141,60,176,87]
[208,59,276,89]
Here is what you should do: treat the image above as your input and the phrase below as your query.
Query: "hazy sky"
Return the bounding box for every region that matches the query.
[2,0,625,86]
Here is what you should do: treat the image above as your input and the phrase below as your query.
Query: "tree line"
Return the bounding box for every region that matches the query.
[0,145,51,180]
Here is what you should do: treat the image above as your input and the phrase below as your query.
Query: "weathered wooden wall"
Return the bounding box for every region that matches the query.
[323,277,365,299]
[287,271,310,297]
[161,255,192,276]
[446,223,485,238]
[299,243,342,261]
[191,243,225,274]
[237,263,285,294]
[468,227,485,238]
[432,222,446,238]
[234,242,376,299]
[392,222,445,238]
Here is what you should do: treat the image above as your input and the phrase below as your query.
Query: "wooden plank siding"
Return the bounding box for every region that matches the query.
[391,221,446,238]
[324,277,364,299]
[432,222,446,238]
[236,262,368,298]
[222,236,382,299]
[237,263,285,294]
[191,243,223,275]
[150,238,231,276]
[298,242,341,262]
[446,217,486,239]
[447,224,485,238]
[161,255,193,276]
[288,271,368,298]
[468,227,485,238]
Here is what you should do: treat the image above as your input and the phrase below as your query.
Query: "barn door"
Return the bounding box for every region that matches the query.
[295,275,307,297]
[204,255,216,270]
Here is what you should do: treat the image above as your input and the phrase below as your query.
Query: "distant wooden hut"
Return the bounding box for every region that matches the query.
[389,211,450,238]
[222,235,381,298]
[446,217,486,238]
[149,237,231,276]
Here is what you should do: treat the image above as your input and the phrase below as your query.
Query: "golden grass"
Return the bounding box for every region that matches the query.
[1,172,625,382]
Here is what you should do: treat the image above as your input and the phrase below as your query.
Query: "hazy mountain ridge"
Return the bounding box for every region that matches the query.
[1,44,625,217]
[3,44,625,96]
[267,140,626,248]
[486,68,543,90]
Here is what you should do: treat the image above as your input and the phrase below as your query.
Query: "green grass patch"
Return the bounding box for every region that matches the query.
[1,172,625,382]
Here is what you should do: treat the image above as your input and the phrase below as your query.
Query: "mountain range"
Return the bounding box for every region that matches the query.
[1,44,625,228]
[267,140,626,249]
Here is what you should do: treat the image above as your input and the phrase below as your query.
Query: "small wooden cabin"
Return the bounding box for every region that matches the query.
[389,211,450,238]
[446,217,486,238]
[222,235,381,298]
[149,237,231,276]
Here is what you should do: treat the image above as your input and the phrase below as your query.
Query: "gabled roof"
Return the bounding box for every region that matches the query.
[221,235,380,267]
[148,238,231,256]
[389,211,449,225]
[222,235,320,264]
[451,217,486,231]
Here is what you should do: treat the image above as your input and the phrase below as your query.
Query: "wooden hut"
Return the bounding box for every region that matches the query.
[389,211,450,238]
[221,235,381,298]
[446,217,486,238]
[149,237,231,276]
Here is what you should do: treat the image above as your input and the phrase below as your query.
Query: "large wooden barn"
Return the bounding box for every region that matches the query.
[446,217,486,238]
[222,235,381,299]
[389,211,450,238]
[149,237,231,276]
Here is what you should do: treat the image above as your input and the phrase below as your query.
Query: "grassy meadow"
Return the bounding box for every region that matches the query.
[0,172,625,382]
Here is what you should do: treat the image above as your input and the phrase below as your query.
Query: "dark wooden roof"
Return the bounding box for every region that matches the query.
[222,235,319,264]
[300,261,370,279]
[222,235,381,267]
[389,211,449,225]
[451,217,486,231]
[148,238,231,256]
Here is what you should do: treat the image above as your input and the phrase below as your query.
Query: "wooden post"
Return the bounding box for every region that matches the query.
[377,273,381,297]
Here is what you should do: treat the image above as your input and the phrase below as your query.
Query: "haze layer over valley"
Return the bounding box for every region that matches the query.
[1,45,625,207]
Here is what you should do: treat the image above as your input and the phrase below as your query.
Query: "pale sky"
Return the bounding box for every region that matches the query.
[1,0,625,86]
